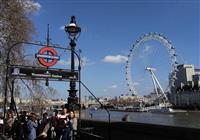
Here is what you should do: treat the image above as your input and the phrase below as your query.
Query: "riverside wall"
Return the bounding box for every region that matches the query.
[80,119,200,140]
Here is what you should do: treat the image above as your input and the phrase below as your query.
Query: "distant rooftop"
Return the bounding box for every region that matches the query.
[177,64,194,68]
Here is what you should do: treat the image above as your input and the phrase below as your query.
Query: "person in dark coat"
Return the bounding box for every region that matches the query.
[59,107,71,140]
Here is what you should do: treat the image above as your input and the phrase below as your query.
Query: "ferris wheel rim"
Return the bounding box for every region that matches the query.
[126,32,178,97]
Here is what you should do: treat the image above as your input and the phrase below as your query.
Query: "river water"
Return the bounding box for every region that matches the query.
[82,109,200,129]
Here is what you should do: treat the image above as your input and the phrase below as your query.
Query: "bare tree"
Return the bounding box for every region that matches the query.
[45,87,59,99]
[0,1,60,111]
[0,0,39,97]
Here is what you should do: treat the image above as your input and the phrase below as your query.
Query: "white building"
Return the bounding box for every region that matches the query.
[169,64,200,108]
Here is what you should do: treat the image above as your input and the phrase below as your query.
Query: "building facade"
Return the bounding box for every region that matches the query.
[169,64,200,108]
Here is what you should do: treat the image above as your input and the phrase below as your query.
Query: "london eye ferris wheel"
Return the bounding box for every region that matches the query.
[125,32,178,100]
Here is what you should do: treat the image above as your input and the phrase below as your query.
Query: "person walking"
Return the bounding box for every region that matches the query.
[27,113,38,140]
[60,107,71,140]
[50,110,59,139]
[38,112,49,135]
[36,110,59,140]
[69,111,77,140]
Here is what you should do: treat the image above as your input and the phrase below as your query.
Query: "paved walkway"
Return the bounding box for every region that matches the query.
[0,135,9,140]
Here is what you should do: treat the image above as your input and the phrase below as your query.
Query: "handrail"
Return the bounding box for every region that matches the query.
[80,81,111,140]
[78,129,105,139]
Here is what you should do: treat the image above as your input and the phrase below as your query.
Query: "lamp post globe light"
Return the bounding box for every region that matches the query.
[65,16,81,110]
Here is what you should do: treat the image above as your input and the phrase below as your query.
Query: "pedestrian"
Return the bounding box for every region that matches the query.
[59,107,71,140]
[5,111,15,138]
[12,111,28,140]
[37,110,59,140]
[27,113,38,140]
[0,114,3,134]
[50,110,59,139]
[20,111,29,139]
[69,111,77,140]
[38,112,49,134]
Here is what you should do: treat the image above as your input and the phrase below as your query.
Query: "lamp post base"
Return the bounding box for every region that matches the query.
[67,89,79,110]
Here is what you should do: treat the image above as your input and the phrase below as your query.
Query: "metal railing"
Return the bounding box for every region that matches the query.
[79,81,111,140]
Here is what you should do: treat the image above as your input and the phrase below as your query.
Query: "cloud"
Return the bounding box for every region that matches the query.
[120,50,130,55]
[58,59,70,65]
[139,45,154,58]
[108,85,118,89]
[82,27,87,32]
[144,45,152,52]
[20,0,42,12]
[31,2,41,11]
[103,89,107,92]
[139,54,145,59]
[133,82,140,86]
[103,84,118,93]
[58,57,94,67]
[102,55,128,64]
[59,25,65,30]
[81,57,95,66]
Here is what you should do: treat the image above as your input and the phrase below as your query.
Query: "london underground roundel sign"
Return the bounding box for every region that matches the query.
[36,47,60,67]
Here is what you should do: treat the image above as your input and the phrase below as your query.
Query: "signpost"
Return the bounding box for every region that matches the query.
[35,47,60,67]
[10,66,79,81]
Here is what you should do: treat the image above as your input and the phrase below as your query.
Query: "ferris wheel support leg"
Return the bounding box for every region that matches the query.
[152,72,168,101]
[151,72,159,97]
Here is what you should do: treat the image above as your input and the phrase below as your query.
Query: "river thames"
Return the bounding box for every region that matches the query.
[82,109,200,129]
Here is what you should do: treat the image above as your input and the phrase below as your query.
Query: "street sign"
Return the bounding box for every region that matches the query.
[36,47,60,67]
[10,66,79,81]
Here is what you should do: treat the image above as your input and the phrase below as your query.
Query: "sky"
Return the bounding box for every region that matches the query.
[26,0,200,99]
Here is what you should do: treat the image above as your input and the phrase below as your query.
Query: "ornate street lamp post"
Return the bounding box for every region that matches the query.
[65,16,81,110]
